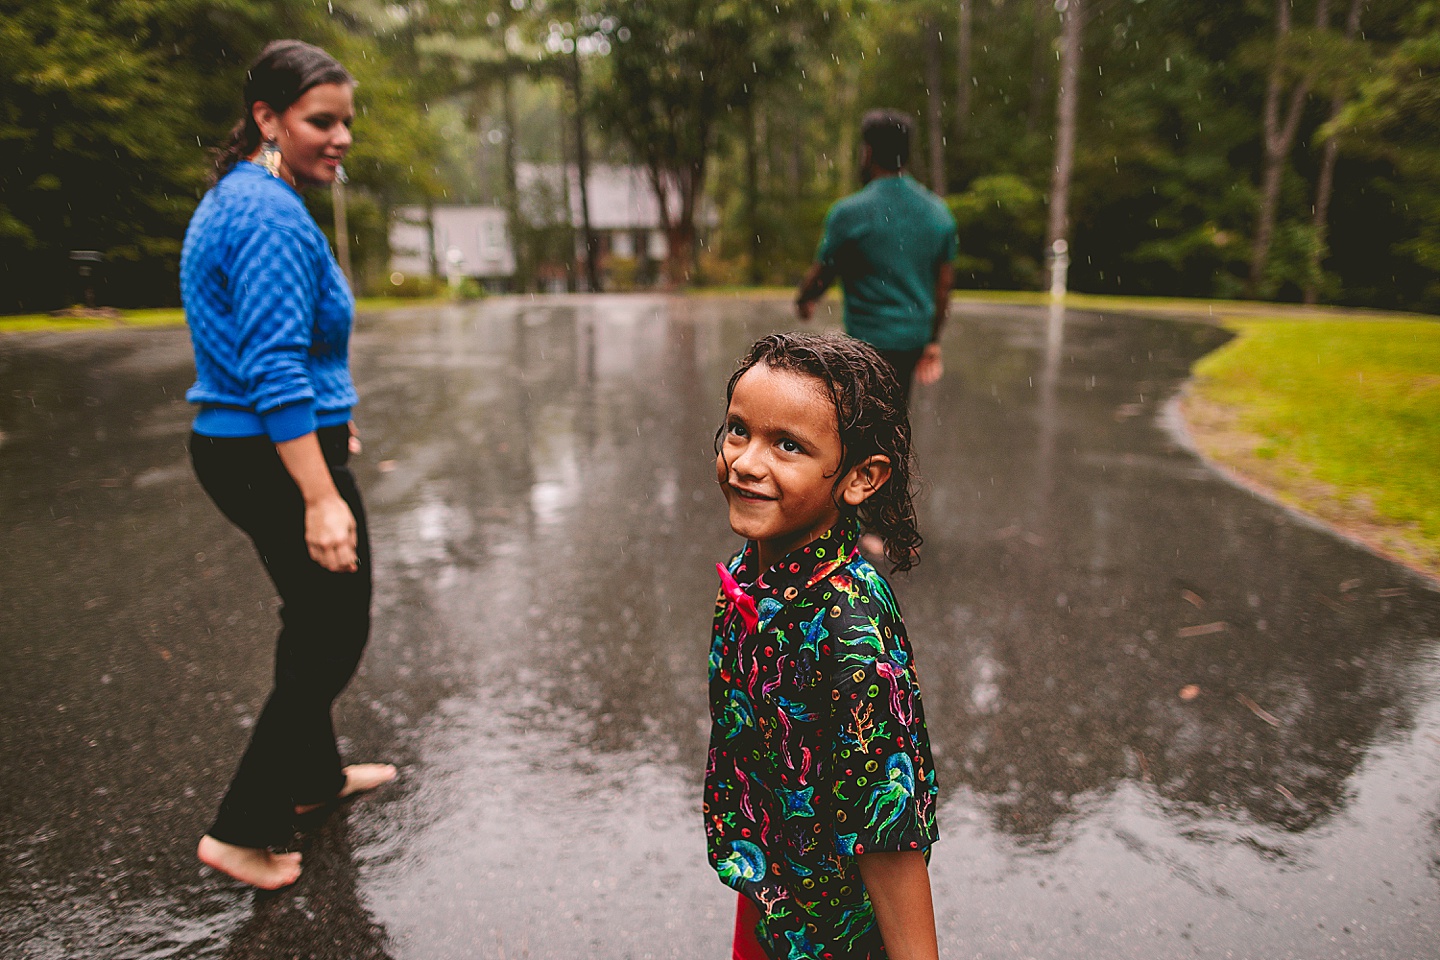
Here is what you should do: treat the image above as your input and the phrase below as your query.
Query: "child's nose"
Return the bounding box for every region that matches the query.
[730,440,764,477]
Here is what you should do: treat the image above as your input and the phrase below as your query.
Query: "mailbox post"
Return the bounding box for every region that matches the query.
[69,250,103,308]
[1048,239,1070,304]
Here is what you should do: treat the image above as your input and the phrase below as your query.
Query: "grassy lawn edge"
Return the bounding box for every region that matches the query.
[1173,317,1440,587]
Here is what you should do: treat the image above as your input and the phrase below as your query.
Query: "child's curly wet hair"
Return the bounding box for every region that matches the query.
[719,332,922,572]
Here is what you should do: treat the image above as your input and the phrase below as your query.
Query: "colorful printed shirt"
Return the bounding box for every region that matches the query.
[705,518,939,960]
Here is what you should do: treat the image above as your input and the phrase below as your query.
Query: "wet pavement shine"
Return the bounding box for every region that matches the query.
[2,296,1439,960]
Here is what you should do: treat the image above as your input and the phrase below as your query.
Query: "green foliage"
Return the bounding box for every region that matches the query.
[0,0,249,308]
[369,271,442,299]
[5,0,1440,307]
[721,195,830,286]
[455,276,486,300]
[947,175,1045,290]
[1332,8,1440,299]
[589,0,837,282]
[0,0,445,311]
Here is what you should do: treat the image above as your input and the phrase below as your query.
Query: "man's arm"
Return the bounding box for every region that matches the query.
[915,262,952,386]
[857,850,939,960]
[795,261,835,320]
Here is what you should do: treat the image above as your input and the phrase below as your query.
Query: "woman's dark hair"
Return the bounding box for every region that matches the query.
[213,40,354,180]
[861,108,912,171]
[717,332,922,572]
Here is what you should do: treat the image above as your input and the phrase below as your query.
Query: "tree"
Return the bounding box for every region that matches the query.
[0,0,267,310]
[0,0,447,311]
[591,0,825,286]
[1246,0,1331,298]
[1331,2,1440,299]
[1305,0,1366,304]
[956,0,974,150]
[924,10,946,192]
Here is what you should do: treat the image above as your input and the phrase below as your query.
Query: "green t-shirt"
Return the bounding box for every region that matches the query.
[815,175,958,351]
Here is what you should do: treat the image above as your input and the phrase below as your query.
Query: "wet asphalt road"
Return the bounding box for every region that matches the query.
[2,296,1439,960]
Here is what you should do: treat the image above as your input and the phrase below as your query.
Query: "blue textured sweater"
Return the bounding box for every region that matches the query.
[181,161,357,442]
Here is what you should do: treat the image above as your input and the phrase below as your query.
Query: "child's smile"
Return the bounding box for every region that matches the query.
[717,364,848,570]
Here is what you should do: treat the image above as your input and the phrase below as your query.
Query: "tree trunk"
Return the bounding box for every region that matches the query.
[1247,0,1330,298]
[925,14,946,193]
[424,199,438,280]
[331,179,352,286]
[1046,0,1082,260]
[556,79,578,293]
[745,100,762,286]
[1027,0,1054,135]
[794,114,806,192]
[571,47,599,293]
[836,66,859,189]
[956,0,973,151]
[501,74,527,291]
[1305,0,1364,305]
[648,165,700,290]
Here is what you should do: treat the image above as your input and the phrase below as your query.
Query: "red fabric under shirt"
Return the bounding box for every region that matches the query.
[732,894,769,960]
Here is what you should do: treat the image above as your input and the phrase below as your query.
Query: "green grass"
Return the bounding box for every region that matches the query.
[0,306,186,333]
[355,295,451,312]
[0,298,457,334]
[1187,318,1440,577]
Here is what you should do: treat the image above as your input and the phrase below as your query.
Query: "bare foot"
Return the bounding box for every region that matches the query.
[294,763,398,814]
[859,533,886,556]
[197,835,301,889]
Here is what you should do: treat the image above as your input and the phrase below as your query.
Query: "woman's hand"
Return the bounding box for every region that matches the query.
[275,431,359,573]
[305,494,358,572]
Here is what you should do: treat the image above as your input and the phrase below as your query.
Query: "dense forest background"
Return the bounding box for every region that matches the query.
[3,0,1439,312]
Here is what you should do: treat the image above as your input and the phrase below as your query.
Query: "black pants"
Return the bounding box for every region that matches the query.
[876,346,925,407]
[190,425,372,848]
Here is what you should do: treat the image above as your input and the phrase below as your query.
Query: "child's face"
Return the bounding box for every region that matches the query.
[716,364,856,567]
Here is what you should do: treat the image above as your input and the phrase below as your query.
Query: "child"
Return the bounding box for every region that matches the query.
[706,332,940,960]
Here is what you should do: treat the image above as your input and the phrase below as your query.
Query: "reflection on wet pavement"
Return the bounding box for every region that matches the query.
[2,297,1438,958]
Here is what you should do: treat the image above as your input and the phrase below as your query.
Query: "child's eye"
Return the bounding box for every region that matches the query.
[778,438,804,454]
[725,422,748,439]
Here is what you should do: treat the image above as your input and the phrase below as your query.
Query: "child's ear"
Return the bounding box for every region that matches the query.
[839,455,892,507]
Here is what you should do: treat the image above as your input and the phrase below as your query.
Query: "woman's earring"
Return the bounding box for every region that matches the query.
[258,138,283,179]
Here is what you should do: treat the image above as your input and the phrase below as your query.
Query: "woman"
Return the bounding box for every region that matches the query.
[181,39,394,890]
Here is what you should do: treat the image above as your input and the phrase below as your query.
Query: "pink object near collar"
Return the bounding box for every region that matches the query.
[716,562,760,636]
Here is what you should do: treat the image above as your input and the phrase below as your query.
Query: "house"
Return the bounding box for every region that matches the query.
[518,163,676,269]
[389,205,515,291]
[389,164,717,292]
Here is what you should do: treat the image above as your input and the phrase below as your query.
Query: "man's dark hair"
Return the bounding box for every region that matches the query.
[717,332,922,572]
[213,40,354,180]
[861,109,912,171]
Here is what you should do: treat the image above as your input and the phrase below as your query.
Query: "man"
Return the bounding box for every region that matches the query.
[796,109,957,403]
